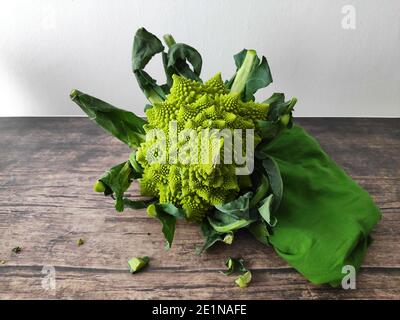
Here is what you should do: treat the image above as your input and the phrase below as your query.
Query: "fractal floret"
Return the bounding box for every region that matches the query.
[136,73,269,220]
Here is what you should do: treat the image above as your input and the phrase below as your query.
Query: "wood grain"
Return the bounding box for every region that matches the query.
[0,117,399,299]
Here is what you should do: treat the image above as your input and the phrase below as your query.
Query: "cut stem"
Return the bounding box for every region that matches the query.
[163,34,176,48]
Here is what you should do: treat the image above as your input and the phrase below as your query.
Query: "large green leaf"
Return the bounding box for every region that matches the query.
[132,27,164,70]
[70,90,146,148]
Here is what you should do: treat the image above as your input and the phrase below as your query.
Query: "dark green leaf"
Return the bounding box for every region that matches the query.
[147,204,177,250]
[132,28,167,104]
[70,89,146,148]
[196,220,225,255]
[223,257,248,275]
[98,161,133,212]
[133,69,166,104]
[156,203,186,219]
[263,92,285,105]
[132,27,164,71]
[165,43,203,82]
[262,156,283,213]
[123,198,153,209]
[249,175,269,208]
[247,221,270,246]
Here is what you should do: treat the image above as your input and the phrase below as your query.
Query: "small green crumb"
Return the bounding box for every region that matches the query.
[223,233,234,244]
[128,256,150,273]
[77,239,85,246]
[12,246,22,254]
[235,271,252,288]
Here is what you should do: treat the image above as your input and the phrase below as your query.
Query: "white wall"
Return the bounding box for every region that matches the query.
[0,0,399,117]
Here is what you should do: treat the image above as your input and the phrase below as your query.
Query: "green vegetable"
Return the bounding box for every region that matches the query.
[77,239,85,246]
[235,271,252,288]
[128,256,150,273]
[66,28,383,289]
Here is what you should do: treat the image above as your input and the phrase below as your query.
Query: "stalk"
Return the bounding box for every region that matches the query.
[163,34,176,48]
[230,50,257,94]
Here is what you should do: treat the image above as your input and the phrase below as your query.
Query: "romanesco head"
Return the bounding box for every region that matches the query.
[136,73,269,221]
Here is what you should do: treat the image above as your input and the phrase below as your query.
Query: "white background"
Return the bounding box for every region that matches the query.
[0,0,399,117]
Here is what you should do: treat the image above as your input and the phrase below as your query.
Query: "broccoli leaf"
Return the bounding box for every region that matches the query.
[229,49,273,101]
[156,203,186,219]
[249,174,269,208]
[132,27,164,70]
[123,198,152,209]
[98,161,133,212]
[215,192,253,220]
[196,220,224,254]
[165,43,203,83]
[132,28,167,104]
[70,89,146,148]
[129,150,144,178]
[247,221,270,246]
[147,204,177,250]
[262,156,283,213]
[223,257,247,275]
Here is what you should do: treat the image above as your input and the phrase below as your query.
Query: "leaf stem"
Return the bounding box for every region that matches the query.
[230,50,257,94]
[163,34,176,48]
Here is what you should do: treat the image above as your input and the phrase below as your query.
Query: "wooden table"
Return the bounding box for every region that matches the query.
[0,117,399,300]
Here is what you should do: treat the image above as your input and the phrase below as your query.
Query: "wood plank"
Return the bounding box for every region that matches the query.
[0,117,399,299]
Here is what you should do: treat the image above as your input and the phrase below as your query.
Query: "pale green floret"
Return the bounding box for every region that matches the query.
[137,73,269,221]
